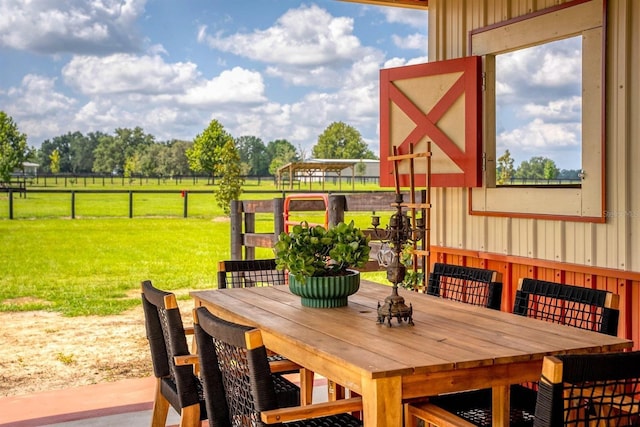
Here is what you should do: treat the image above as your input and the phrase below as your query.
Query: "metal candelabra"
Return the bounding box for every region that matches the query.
[371,193,425,326]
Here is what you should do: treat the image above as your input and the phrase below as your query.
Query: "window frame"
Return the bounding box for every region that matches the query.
[469,0,605,222]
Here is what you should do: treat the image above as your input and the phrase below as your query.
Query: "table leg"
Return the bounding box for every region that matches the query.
[492,385,510,427]
[299,368,315,405]
[361,376,402,426]
[327,380,346,401]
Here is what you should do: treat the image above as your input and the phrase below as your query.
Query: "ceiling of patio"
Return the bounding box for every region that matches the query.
[339,0,428,10]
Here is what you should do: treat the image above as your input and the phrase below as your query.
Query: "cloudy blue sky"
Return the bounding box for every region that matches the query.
[0,0,582,170]
[0,0,427,159]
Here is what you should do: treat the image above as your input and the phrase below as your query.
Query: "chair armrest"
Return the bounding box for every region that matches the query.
[174,354,295,371]
[174,354,199,366]
[269,359,302,373]
[405,401,478,427]
[260,397,362,424]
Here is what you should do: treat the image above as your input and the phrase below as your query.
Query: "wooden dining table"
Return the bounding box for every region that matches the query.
[191,280,633,427]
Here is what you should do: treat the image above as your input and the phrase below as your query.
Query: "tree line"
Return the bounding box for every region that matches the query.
[496,149,582,184]
[1,110,377,182]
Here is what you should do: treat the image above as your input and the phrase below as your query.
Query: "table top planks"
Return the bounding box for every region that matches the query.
[191,280,632,379]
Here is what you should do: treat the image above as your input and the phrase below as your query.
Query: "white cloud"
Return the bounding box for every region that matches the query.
[498,118,581,153]
[522,96,582,122]
[180,67,267,106]
[2,75,77,141]
[199,4,361,66]
[198,4,369,89]
[381,7,427,29]
[382,55,428,69]
[532,48,581,87]
[392,33,427,50]
[62,54,199,95]
[6,75,76,116]
[497,36,581,98]
[0,0,146,54]
[0,49,264,143]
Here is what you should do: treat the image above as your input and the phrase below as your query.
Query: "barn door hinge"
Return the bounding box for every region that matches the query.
[481,72,487,92]
[482,152,487,172]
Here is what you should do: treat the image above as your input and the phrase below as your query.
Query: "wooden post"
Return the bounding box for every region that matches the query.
[71,191,76,219]
[230,200,243,260]
[8,189,14,220]
[273,198,284,240]
[245,210,255,260]
[128,191,133,218]
[183,191,188,218]
[328,194,346,226]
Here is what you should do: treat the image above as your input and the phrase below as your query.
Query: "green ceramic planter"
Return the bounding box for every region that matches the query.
[288,270,360,308]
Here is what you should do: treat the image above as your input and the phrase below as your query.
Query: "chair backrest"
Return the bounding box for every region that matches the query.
[217,259,286,289]
[140,280,203,412]
[426,263,503,310]
[534,351,640,426]
[193,306,284,427]
[513,278,619,335]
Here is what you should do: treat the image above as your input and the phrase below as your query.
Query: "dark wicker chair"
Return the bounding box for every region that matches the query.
[216,258,315,404]
[513,277,619,334]
[141,280,207,427]
[534,351,640,426]
[406,277,621,427]
[193,306,364,427]
[426,263,503,310]
[142,280,300,427]
[217,259,285,289]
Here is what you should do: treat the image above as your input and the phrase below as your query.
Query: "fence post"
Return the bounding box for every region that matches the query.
[183,191,188,218]
[245,209,255,260]
[273,198,284,239]
[71,191,76,219]
[328,194,346,226]
[230,200,242,260]
[8,189,14,219]
[129,191,133,218]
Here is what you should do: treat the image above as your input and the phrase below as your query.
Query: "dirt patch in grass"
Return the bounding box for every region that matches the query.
[0,300,195,397]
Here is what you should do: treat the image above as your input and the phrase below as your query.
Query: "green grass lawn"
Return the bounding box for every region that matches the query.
[0,218,230,316]
[1,185,390,317]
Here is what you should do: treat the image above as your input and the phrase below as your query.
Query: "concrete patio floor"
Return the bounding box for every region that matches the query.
[0,376,329,427]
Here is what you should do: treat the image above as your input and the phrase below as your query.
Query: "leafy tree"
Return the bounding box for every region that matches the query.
[496,149,515,184]
[558,169,580,180]
[139,143,170,177]
[0,111,32,183]
[124,153,141,178]
[543,159,559,180]
[38,135,72,173]
[267,139,299,175]
[92,127,154,175]
[235,135,270,176]
[92,134,121,174]
[168,140,192,176]
[514,156,559,181]
[49,149,61,174]
[214,139,243,215]
[71,132,100,173]
[187,119,231,182]
[312,122,376,159]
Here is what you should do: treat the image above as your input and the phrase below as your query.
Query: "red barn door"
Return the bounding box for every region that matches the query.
[380,56,482,187]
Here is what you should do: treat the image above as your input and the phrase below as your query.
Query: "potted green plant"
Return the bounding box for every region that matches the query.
[274,220,371,308]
